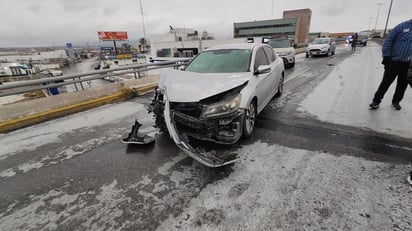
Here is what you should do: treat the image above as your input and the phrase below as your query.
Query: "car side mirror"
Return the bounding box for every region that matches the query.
[255,65,271,75]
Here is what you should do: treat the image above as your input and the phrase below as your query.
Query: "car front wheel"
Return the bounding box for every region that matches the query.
[275,74,284,97]
[242,100,257,138]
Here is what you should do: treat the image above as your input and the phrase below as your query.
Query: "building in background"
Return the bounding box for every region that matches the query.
[233,8,311,45]
[283,9,311,44]
[234,18,298,41]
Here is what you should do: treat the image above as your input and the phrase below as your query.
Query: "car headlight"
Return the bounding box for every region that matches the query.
[201,94,242,118]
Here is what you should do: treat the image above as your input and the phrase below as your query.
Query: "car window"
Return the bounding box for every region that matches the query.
[263,46,276,63]
[254,48,269,70]
[312,38,330,44]
[185,49,251,73]
[268,39,292,48]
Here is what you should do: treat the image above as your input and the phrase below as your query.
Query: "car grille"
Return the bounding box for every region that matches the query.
[310,49,321,52]
[170,102,202,118]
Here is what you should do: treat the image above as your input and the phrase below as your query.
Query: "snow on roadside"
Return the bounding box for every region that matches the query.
[298,42,412,139]
[0,94,25,106]
[156,141,412,230]
[0,102,149,160]
[2,141,410,230]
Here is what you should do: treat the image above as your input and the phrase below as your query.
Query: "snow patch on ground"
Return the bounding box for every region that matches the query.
[0,131,123,180]
[0,102,146,160]
[0,94,25,105]
[0,180,129,230]
[298,43,412,139]
[157,141,412,230]
[1,140,411,230]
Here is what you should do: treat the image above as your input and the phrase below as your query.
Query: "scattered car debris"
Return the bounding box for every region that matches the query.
[122,120,155,145]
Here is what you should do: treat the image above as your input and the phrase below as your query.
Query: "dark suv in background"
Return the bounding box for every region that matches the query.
[356,34,369,46]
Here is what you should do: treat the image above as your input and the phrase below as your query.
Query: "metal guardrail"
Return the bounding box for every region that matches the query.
[0,58,191,97]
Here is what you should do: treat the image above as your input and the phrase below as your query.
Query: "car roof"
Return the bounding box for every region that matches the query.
[204,43,260,51]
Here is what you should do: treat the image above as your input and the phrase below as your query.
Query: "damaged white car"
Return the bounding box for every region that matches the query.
[146,43,285,167]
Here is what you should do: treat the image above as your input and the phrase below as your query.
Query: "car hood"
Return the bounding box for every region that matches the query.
[273,47,294,53]
[307,44,329,49]
[159,69,250,102]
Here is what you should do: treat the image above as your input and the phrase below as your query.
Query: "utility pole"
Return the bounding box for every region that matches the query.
[383,0,394,37]
[368,17,375,31]
[271,0,274,18]
[374,3,384,31]
[139,0,146,39]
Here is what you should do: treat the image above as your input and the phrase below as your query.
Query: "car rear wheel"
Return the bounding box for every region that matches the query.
[275,74,284,97]
[243,100,257,138]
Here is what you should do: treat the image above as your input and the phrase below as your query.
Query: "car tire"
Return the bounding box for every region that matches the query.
[289,62,295,68]
[331,51,335,55]
[275,74,284,97]
[242,100,257,138]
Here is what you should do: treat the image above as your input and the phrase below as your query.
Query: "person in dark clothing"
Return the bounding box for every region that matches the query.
[369,19,412,110]
[351,33,358,51]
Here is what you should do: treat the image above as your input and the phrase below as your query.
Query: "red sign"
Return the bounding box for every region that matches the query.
[97,31,128,41]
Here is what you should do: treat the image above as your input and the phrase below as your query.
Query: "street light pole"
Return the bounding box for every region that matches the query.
[383,0,394,37]
[139,0,146,38]
[368,17,375,31]
[374,3,384,31]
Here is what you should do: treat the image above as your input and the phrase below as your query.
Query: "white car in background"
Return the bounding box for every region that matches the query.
[267,37,296,68]
[306,37,336,57]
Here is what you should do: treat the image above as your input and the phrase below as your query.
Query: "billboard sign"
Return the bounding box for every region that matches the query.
[66,43,73,49]
[97,31,128,41]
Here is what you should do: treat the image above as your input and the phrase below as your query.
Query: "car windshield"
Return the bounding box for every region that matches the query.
[312,38,330,44]
[268,39,291,48]
[185,49,251,73]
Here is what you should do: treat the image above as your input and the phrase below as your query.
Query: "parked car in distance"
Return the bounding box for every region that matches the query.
[149,42,285,146]
[306,37,336,58]
[346,34,368,46]
[356,34,369,46]
[266,37,296,68]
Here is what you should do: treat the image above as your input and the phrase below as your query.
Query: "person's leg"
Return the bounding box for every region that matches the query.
[372,62,398,104]
[392,62,410,104]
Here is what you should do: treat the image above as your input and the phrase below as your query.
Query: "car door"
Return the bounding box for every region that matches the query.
[253,46,275,112]
[263,46,282,96]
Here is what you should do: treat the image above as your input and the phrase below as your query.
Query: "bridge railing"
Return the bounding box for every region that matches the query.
[0,58,191,97]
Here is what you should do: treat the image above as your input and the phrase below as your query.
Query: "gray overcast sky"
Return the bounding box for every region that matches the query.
[1,0,411,47]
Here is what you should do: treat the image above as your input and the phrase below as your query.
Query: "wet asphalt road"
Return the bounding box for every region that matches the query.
[1,44,412,230]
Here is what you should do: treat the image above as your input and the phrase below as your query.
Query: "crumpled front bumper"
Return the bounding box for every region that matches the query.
[163,93,238,167]
[279,55,295,65]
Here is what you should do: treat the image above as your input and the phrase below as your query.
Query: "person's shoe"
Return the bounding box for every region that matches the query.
[369,101,380,109]
[392,103,401,110]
